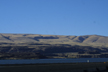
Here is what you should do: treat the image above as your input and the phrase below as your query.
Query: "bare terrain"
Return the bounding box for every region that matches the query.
[0,33,108,47]
[0,33,108,59]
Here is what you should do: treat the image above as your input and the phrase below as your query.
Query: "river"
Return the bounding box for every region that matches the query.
[0,58,108,64]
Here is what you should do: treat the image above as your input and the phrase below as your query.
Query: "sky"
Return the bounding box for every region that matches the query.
[0,0,108,36]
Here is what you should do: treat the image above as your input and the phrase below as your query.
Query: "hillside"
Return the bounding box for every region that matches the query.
[0,33,108,47]
[0,33,108,59]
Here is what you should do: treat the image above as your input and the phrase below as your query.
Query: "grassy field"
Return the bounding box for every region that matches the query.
[0,62,108,72]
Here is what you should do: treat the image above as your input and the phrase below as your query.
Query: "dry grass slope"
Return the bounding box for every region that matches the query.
[0,33,108,47]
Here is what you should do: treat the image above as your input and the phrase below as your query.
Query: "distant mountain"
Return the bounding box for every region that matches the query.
[0,33,108,59]
[0,33,108,47]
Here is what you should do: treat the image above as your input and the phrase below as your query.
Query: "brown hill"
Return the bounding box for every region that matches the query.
[0,33,108,47]
[1,33,108,59]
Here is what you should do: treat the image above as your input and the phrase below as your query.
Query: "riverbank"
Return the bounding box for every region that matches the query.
[0,62,108,72]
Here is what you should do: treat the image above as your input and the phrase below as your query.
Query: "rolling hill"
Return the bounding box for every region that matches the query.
[0,33,108,47]
[0,33,108,59]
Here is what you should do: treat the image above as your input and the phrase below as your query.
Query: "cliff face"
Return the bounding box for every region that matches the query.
[0,33,108,59]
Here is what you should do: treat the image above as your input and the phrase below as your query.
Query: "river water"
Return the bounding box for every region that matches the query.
[0,58,108,64]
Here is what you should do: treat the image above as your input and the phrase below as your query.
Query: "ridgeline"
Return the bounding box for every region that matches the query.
[0,33,108,59]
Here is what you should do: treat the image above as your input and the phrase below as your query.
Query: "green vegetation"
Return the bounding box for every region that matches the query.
[0,45,108,59]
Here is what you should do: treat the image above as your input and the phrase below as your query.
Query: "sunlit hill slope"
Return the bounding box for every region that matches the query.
[0,33,108,47]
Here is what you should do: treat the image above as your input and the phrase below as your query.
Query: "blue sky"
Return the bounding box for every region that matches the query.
[0,0,108,36]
